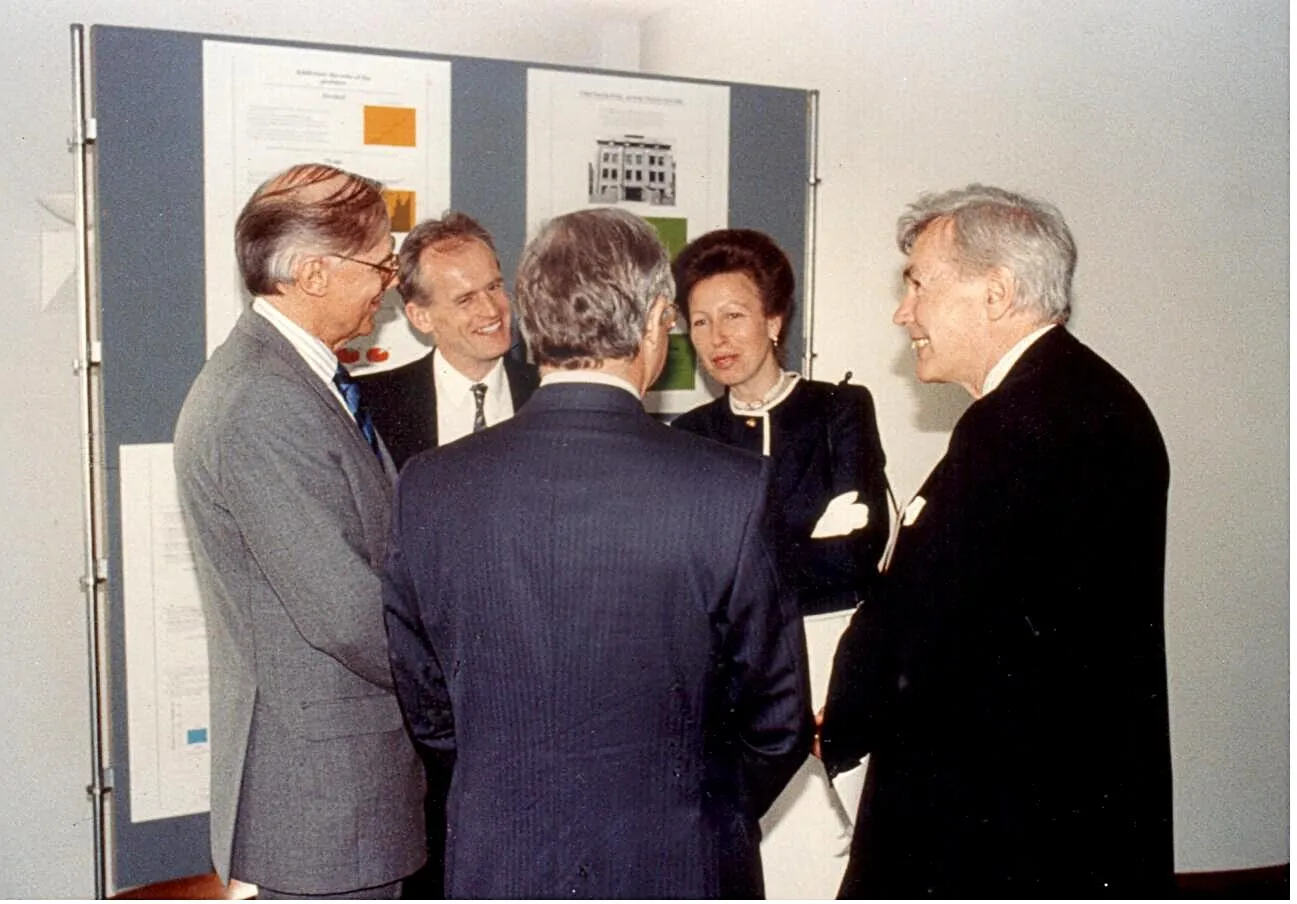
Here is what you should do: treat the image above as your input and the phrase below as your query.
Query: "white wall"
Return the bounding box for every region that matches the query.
[0,1,640,897]
[644,0,1289,875]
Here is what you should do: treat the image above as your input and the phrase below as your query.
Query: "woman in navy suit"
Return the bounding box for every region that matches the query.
[670,229,890,896]
[672,229,890,616]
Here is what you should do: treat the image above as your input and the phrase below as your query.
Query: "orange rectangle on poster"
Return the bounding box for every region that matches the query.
[384,190,416,233]
[364,106,417,147]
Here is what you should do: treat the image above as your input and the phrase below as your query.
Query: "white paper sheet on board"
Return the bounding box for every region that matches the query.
[202,41,451,373]
[120,443,211,822]
[526,69,730,414]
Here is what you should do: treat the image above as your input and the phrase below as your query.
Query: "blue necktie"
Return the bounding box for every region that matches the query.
[332,364,381,458]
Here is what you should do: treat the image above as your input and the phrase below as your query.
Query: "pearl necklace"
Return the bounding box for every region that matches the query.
[729,370,801,416]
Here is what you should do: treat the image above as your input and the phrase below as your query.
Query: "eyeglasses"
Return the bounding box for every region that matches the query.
[331,251,399,285]
[660,303,679,330]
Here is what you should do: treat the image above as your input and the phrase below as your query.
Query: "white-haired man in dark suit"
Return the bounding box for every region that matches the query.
[821,185,1174,898]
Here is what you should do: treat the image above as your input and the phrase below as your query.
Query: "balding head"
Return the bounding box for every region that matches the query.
[236,163,390,297]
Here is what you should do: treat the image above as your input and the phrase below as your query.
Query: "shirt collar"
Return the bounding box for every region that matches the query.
[540,369,641,399]
[981,323,1057,397]
[252,297,340,389]
[433,346,506,397]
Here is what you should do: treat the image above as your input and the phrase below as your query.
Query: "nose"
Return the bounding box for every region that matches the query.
[470,289,500,318]
[893,290,915,327]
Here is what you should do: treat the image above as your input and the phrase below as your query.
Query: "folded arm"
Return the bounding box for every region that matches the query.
[784,385,891,597]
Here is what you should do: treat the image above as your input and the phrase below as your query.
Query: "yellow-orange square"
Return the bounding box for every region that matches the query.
[364,106,416,147]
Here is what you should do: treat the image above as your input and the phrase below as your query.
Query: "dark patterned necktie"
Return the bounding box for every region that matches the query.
[332,364,381,457]
[471,383,488,433]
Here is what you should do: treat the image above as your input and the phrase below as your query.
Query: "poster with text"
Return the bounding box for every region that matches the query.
[203,41,450,373]
[527,70,730,414]
[121,444,210,822]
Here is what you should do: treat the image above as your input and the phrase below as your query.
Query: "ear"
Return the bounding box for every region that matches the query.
[644,297,670,349]
[405,299,437,336]
[636,296,673,395]
[297,256,330,297]
[984,266,1016,321]
[767,314,784,344]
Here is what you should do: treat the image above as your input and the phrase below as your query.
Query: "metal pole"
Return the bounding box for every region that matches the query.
[802,90,821,378]
[70,23,110,900]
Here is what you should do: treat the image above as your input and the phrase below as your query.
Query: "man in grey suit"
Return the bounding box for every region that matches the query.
[174,163,425,899]
[358,212,539,472]
[383,207,813,898]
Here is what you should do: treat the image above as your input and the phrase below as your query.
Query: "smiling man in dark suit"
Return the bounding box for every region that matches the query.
[383,207,812,898]
[820,185,1174,897]
[358,212,539,471]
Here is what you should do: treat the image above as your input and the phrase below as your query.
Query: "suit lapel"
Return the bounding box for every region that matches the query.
[504,356,540,411]
[419,354,440,449]
[890,330,1073,573]
[237,310,393,483]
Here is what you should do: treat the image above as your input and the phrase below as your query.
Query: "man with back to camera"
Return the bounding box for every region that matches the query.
[357,211,539,471]
[820,185,1174,897]
[173,163,425,899]
[382,207,814,898]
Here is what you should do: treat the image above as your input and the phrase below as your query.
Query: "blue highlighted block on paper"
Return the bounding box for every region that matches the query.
[187,728,209,745]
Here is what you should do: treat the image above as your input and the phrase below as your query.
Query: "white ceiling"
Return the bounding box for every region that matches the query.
[506,0,680,19]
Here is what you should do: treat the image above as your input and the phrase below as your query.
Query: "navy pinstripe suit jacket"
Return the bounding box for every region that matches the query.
[383,381,813,898]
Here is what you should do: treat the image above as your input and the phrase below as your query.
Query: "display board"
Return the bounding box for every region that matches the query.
[90,24,812,892]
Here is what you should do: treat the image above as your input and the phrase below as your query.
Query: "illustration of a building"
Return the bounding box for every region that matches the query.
[588,135,676,205]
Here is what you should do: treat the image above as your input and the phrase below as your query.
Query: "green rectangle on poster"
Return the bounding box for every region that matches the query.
[645,216,689,260]
[651,334,697,391]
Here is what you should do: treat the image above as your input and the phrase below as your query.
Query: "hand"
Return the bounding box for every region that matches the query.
[812,707,825,759]
[810,491,869,539]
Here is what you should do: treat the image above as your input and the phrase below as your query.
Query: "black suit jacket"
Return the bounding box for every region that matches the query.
[821,328,1174,898]
[672,378,890,615]
[383,382,813,898]
[357,350,540,470]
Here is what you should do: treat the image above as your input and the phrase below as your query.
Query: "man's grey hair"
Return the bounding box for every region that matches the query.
[236,162,389,297]
[897,184,1076,324]
[515,208,674,369]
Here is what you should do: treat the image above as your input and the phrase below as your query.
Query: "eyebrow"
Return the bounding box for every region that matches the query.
[453,276,502,304]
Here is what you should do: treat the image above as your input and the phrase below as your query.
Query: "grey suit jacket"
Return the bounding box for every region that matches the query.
[174,309,425,894]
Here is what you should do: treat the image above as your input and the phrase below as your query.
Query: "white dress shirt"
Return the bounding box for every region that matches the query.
[433,347,516,446]
[980,323,1057,397]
